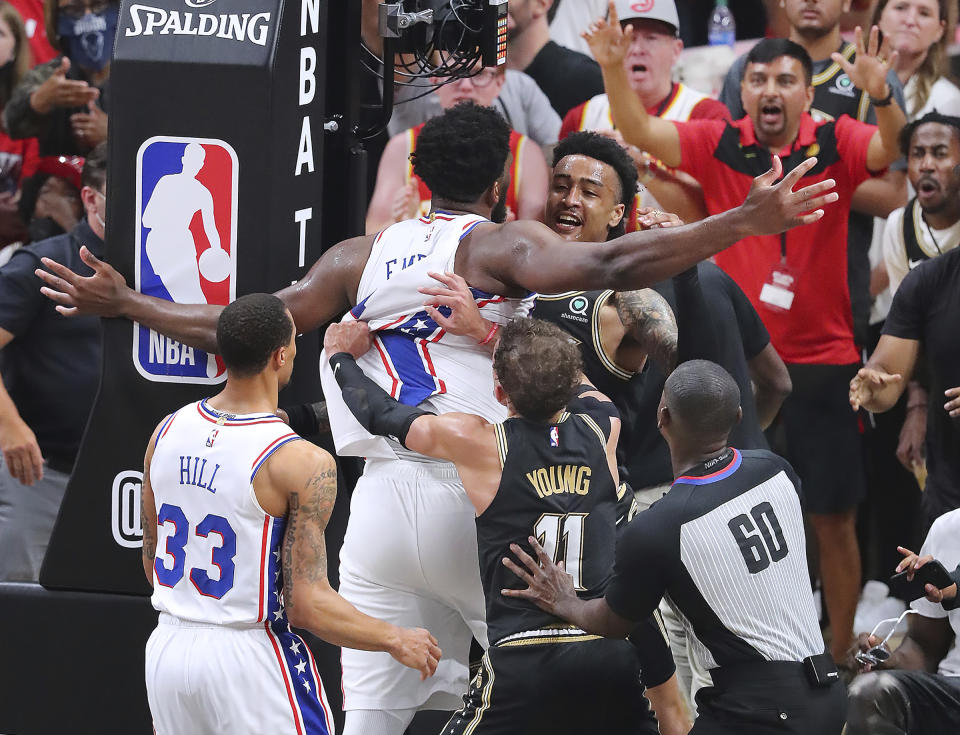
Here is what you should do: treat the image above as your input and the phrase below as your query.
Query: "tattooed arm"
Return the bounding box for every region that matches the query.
[140,418,165,587]
[614,288,679,374]
[259,440,442,679]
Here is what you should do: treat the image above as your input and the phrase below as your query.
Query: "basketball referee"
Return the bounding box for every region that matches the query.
[505,360,846,734]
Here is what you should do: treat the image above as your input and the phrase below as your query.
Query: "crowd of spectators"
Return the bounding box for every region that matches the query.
[3,0,960,730]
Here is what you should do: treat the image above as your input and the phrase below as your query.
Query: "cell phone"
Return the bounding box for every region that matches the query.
[888,560,955,602]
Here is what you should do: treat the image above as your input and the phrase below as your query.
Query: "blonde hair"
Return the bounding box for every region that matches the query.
[874,0,957,117]
[0,2,32,105]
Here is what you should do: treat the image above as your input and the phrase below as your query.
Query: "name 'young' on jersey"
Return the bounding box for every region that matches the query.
[478,409,621,645]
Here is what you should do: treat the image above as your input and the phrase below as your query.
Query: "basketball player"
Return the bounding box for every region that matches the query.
[323,316,673,734]
[140,293,440,735]
[38,103,836,734]
[505,360,846,734]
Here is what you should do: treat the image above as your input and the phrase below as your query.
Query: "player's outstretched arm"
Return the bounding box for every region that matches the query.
[502,536,635,639]
[583,2,682,168]
[484,156,838,295]
[268,442,442,679]
[34,234,371,353]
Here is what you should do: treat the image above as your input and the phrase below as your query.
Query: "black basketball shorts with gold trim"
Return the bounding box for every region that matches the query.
[442,628,659,735]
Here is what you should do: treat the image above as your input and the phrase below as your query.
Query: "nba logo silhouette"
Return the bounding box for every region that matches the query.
[549,426,559,447]
[134,136,238,384]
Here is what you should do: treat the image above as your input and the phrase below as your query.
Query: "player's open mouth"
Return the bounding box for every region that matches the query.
[631,64,648,74]
[917,179,940,195]
[554,213,582,233]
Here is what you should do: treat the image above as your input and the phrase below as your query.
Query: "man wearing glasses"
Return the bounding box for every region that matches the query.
[366,64,550,233]
[0,143,106,581]
[847,508,960,734]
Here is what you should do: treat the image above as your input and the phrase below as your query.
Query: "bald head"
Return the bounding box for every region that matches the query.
[663,360,741,443]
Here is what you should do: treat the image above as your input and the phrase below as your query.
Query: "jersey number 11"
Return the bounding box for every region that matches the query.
[534,513,587,590]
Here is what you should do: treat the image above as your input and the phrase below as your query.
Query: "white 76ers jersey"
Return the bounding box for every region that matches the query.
[321,212,535,460]
[149,400,301,625]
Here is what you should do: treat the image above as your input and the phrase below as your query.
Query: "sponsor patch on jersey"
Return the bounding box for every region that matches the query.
[134,136,238,384]
[549,425,559,447]
[830,73,856,98]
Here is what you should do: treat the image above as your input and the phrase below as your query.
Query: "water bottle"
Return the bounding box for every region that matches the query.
[708,0,736,47]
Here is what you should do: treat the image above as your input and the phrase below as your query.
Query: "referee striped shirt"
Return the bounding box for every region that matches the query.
[605,448,824,669]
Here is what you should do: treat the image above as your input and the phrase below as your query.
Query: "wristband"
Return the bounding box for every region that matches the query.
[478,322,500,345]
[871,86,894,107]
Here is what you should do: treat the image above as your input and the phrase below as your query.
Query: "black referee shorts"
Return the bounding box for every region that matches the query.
[693,661,846,734]
[779,362,866,515]
[443,633,658,735]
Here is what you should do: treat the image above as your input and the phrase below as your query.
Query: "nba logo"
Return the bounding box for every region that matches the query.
[549,426,559,447]
[133,136,238,384]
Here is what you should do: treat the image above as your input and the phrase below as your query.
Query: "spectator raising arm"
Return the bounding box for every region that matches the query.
[830,26,907,172]
[583,3,683,168]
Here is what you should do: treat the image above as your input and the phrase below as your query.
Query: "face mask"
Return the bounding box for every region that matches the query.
[57,7,119,73]
[28,217,65,243]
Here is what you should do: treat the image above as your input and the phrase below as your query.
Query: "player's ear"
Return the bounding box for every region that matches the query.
[736,405,743,425]
[608,202,625,229]
[493,376,511,410]
[656,403,671,432]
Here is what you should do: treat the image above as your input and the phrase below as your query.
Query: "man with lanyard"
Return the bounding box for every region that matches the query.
[878,111,960,530]
[586,12,906,664]
[561,0,729,226]
[883,111,960,292]
[504,360,847,734]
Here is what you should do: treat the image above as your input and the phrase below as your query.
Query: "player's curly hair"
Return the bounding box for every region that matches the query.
[411,101,511,203]
[493,318,582,422]
[217,293,293,378]
[553,131,638,240]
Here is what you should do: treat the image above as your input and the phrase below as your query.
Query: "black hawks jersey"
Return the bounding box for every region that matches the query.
[477,409,621,645]
[810,42,872,123]
[532,291,644,474]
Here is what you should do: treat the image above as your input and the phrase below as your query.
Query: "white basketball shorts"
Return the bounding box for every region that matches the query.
[146,613,335,734]
[338,458,488,711]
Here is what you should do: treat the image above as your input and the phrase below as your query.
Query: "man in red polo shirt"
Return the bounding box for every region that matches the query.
[585,7,906,663]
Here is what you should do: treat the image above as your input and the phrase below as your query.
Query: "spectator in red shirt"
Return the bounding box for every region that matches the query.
[561,0,729,226]
[587,7,906,663]
[0,2,38,246]
[7,0,55,65]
